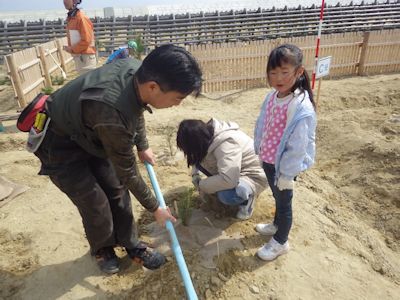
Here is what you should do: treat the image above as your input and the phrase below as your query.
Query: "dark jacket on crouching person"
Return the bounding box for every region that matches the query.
[36,59,158,253]
[31,44,202,274]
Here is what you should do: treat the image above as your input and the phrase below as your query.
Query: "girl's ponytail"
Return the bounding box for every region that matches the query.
[294,71,315,110]
[270,44,316,110]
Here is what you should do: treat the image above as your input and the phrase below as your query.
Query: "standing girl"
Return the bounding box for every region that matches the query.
[254,44,317,260]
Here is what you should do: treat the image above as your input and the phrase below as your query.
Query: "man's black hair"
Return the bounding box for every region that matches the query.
[136,44,202,97]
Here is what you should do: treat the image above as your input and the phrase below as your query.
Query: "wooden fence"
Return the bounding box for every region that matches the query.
[1,1,400,59]
[4,30,400,106]
[190,29,400,92]
[5,37,74,107]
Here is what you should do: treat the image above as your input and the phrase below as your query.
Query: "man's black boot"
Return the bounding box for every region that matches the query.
[126,241,166,270]
[95,246,120,274]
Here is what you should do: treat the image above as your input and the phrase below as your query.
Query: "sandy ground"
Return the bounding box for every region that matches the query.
[0,69,399,299]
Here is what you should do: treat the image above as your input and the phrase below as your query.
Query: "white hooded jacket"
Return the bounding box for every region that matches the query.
[197,118,267,195]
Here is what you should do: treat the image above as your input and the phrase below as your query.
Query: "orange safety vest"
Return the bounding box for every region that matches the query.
[66,10,96,55]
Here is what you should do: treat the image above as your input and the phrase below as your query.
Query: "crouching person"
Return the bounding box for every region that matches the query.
[177,118,267,220]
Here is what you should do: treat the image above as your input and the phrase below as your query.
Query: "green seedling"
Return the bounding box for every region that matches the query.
[41,86,54,95]
[177,187,195,226]
[51,75,65,85]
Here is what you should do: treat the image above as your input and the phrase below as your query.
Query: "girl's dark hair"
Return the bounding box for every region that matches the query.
[267,44,315,109]
[177,119,214,167]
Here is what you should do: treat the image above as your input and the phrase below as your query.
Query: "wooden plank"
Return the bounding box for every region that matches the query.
[56,38,67,73]
[22,78,45,95]
[37,45,52,87]
[5,54,25,107]
[358,31,370,76]
[17,58,41,72]
[48,65,58,74]
[0,113,20,122]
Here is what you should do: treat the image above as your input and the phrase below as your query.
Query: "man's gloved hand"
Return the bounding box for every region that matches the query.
[192,174,202,190]
[277,176,294,191]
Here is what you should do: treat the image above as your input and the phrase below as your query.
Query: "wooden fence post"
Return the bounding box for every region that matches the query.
[358,31,370,76]
[37,45,53,88]
[274,37,282,47]
[5,54,26,107]
[56,39,67,74]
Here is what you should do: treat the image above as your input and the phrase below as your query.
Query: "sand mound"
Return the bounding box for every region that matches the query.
[0,74,399,299]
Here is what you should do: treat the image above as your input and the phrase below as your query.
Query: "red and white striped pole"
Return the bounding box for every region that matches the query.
[311,0,326,89]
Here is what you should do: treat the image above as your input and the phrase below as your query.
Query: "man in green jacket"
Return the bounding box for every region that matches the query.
[33,44,202,274]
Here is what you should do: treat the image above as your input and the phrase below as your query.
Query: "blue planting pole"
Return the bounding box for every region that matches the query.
[145,162,198,300]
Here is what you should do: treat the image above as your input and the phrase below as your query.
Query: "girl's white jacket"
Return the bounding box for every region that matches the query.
[254,89,317,183]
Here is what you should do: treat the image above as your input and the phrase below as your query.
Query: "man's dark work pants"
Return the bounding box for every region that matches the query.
[35,128,139,254]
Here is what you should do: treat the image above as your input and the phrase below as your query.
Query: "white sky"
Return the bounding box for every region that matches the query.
[1,0,216,11]
[0,0,364,12]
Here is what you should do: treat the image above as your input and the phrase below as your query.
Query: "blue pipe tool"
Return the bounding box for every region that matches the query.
[145,161,198,300]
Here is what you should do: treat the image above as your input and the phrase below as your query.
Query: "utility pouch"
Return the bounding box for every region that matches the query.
[16,93,49,132]
[26,115,51,153]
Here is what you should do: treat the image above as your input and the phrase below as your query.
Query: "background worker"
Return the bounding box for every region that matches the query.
[63,0,97,74]
[105,40,138,64]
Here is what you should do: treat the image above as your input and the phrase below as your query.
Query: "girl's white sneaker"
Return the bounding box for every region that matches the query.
[255,223,278,235]
[256,237,289,261]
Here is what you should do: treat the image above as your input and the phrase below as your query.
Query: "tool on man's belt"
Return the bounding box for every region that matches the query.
[17,93,49,133]
[33,111,48,133]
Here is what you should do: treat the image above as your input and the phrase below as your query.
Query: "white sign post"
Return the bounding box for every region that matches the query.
[316,56,332,79]
[315,56,332,110]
